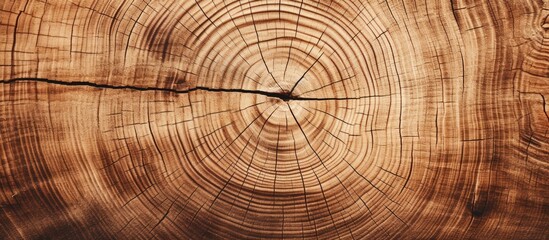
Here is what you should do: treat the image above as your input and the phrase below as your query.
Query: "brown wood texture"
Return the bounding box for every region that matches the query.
[1,0,548,239]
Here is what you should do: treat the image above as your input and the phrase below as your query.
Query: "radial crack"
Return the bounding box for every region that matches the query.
[1,77,386,101]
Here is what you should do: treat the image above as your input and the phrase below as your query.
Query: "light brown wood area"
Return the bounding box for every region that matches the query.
[1,0,548,239]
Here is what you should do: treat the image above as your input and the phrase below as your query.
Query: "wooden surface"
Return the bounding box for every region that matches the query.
[1,0,548,239]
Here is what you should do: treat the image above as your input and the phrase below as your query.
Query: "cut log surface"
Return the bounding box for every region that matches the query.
[1,0,548,239]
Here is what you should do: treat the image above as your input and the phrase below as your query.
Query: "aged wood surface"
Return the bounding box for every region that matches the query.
[1,0,548,239]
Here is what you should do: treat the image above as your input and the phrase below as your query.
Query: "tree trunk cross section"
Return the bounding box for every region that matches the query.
[0,0,548,239]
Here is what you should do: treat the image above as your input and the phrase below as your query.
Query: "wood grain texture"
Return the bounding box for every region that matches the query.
[1,0,548,239]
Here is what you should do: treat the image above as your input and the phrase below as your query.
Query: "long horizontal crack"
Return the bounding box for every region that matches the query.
[0,78,390,101]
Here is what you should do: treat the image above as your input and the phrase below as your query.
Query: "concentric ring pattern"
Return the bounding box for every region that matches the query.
[0,0,548,239]
[141,2,410,237]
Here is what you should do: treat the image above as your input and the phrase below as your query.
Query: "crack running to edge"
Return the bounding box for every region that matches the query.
[0,78,390,101]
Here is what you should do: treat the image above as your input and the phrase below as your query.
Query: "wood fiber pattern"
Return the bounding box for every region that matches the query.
[0,0,548,239]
